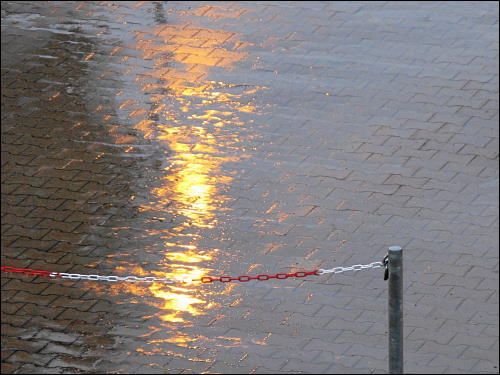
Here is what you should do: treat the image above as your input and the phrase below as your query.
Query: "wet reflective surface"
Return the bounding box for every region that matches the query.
[97,1,267,345]
[3,1,270,372]
[2,1,499,374]
[106,3,253,326]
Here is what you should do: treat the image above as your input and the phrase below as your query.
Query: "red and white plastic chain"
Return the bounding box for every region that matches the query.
[1,260,385,284]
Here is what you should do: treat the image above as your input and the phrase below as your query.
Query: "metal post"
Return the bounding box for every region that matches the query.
[388,246,403,374]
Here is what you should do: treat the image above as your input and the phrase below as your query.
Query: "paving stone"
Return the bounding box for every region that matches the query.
[4,351,55,367]
[9,291,58,307]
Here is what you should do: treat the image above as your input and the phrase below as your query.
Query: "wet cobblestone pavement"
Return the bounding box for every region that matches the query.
[1,1,499,374]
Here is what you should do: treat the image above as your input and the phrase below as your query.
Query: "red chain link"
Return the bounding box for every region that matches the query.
[193,270,320,283]
[1,266,60,278]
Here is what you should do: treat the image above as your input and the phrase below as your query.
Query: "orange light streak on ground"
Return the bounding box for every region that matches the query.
[105,3,262,329]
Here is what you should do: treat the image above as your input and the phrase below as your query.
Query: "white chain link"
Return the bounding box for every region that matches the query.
[317,261,384,275]
[51,272,191,283]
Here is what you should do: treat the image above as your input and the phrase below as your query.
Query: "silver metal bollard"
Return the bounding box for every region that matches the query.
[388,246,403,374]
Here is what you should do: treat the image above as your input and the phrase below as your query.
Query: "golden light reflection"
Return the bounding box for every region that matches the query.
[153,125,240,229]
[130,22,258,317]
[99,1,264,344]
[152,286,204,323]
[181,5,249,20]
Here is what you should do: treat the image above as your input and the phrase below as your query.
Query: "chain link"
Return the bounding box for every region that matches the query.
[317,261,384,275]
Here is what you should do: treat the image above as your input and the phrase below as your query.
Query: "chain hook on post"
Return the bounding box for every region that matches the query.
[383,254,389,280]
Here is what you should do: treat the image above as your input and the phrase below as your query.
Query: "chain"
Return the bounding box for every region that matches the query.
[1,266,53,278]
[193,270,320,284]
[2,259,386,284]
[317,261,385,275]
[53,273,190,284]
[0,267,189,283]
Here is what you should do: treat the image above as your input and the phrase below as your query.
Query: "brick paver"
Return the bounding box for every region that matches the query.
[2,1,499,374]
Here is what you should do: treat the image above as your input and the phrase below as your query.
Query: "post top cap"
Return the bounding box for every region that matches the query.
[388,246,402,251]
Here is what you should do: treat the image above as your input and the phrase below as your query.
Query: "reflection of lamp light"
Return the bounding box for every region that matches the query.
[105,2,264,341]
[152,287,204,323]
